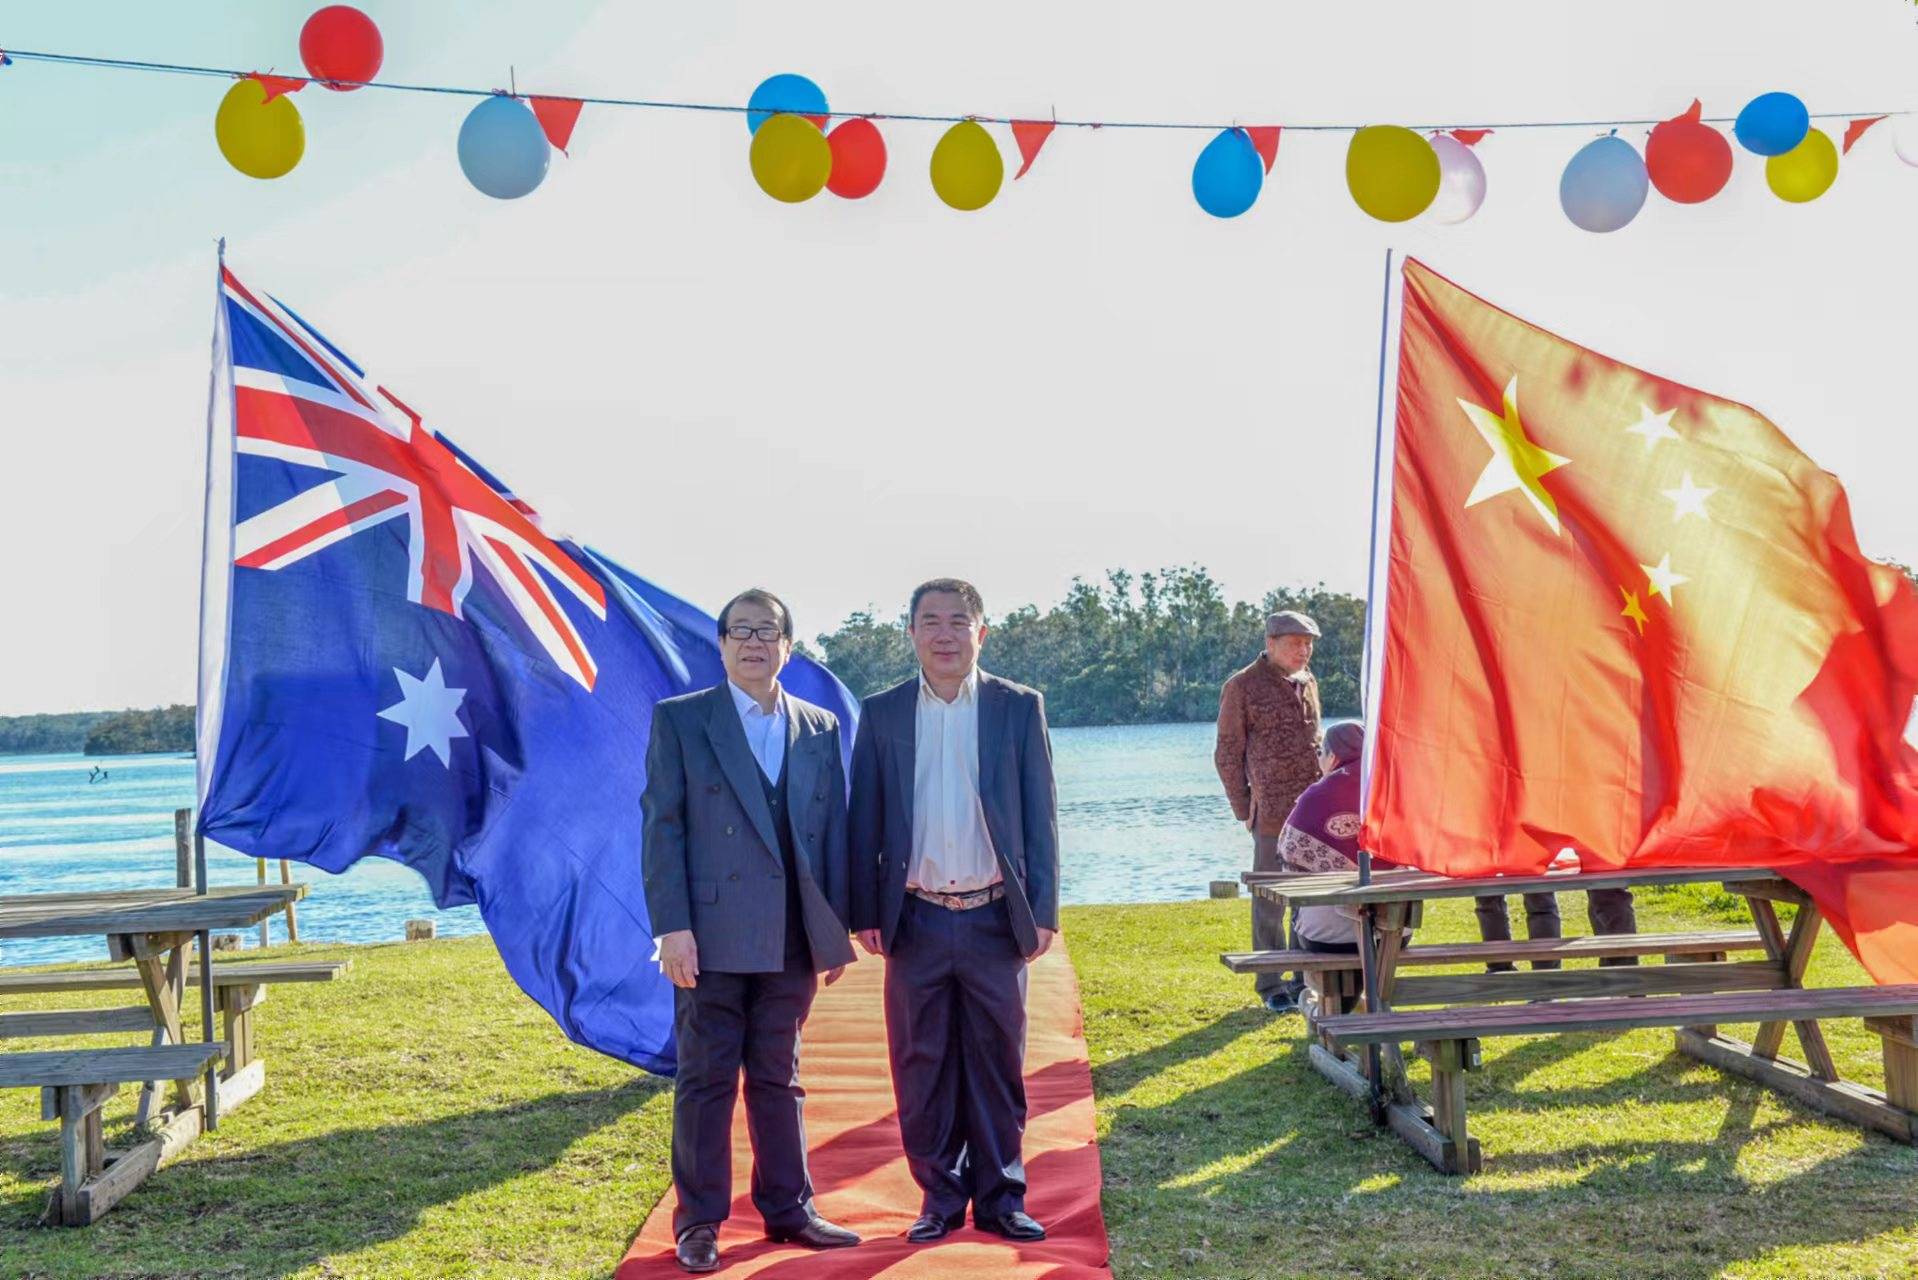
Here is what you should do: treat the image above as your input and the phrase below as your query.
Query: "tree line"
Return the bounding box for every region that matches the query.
[81,705,195,756]
[812,565,1366,727]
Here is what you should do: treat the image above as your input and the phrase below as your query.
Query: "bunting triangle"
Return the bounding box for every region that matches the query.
[1244,126,1281,173]
[1011,119,1056,179]
[530,96,585,154]
[1843,115,1887,154]
[249,73,308,103]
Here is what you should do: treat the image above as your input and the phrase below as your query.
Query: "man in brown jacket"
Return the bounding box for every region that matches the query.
[1214,611,1324,1011]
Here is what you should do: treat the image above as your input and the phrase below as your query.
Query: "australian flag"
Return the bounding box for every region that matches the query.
[195,262,856,1075]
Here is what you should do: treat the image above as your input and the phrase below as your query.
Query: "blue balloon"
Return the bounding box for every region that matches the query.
[1191,128,1263,219]
[1734,92,1810,156]
[458,96,550,200]
[747,74,828,135]
[1559,135,1648,233]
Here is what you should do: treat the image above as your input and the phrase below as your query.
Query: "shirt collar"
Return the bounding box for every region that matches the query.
[918,666,979,706]
[728,679,784,719]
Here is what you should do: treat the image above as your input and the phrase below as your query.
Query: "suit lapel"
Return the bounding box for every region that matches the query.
[890,681,916,838]
[977,671,1006,794]
[782,696,817,853]
[705,686,782,858]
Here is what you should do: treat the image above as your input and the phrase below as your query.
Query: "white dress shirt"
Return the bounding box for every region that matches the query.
[909,668,1002,893]
[728,680,787,783]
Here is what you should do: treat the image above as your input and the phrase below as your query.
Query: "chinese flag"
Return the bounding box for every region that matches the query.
[1363,258,1918,980]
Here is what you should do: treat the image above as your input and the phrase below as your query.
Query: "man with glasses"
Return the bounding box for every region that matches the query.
[642,589,860,1273]
[849,578,1059,1245]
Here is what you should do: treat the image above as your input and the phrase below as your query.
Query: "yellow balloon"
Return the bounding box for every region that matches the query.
[1766,127,1838,203]
[1346,125,1441,222]
[750,113,832,203]
[215,78,305,180]
[930,120,1003,211]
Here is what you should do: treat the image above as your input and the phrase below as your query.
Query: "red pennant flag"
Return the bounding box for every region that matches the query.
[1010,119,1056,179]
[1244,126,1281,174]
[1364,258,1918,980]
[1449,128,1491,147]
[1673,98,1704,125]
[530,96,585,154]
[1843,115,1887,154]
[249,73,309,103]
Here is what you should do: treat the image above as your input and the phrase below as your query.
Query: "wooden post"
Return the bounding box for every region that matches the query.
[405,919,437,942]
[1208,880,1239,899]
[172,809,193,890]
[256,859,271,948]
[279,859,300,943]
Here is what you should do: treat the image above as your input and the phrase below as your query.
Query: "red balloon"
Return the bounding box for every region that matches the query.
[1647,115,1732,203]
[826,118,886,199]
[300,5,383,91]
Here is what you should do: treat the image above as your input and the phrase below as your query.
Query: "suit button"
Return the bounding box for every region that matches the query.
[807,831,818,842]
[729,872,739,881]
[725,825,735,836]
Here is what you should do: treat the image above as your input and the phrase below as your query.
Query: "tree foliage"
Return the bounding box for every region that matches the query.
[816,566,1366,726]
[0,711,111,754]
[82,705,195,756]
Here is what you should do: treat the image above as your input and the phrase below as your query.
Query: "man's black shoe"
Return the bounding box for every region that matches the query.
[675,1224,720,1273]
[768,1217,861,1248]
[1262,991,1297,1014]
[978,1210,1047,1241]
[907,1211,965,1243]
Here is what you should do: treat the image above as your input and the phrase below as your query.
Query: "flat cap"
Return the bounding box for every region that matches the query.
[1265,610,1321,639]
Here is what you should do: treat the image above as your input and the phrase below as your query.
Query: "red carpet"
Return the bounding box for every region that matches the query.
[617,943,1112,1278]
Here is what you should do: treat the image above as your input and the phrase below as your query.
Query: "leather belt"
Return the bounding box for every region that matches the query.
[908,884,1005,911]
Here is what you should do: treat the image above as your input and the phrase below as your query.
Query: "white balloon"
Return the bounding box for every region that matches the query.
[1427,134,1487,224]
[1894,115,1918,167]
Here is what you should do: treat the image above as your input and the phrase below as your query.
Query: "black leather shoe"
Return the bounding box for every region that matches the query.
[907,1211,964,1243]
[675,1224,719,1273]
[978,1210,1046,1241]
[768,1217,861,1248]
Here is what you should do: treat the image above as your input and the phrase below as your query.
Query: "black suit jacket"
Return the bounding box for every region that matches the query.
[641,683,857,974]
[848,670,1059,957]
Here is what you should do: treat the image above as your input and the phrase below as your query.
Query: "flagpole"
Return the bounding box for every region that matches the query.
[1357,246,1400,1123]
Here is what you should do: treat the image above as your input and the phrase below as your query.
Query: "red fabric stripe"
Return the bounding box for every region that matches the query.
[235,489,404,568]
[486,535,597,689]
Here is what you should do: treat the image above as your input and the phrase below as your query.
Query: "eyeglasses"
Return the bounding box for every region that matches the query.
[725,624,785,642]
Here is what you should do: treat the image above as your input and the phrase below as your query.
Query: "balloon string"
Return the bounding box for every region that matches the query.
[3,48,1909,132]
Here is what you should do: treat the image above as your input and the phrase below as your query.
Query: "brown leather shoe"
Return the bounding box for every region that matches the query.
[907,1211,965,1243]
[675,1224,720,1272]
[768,1217,861,1248]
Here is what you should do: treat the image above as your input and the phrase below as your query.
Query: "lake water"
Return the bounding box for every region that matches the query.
[0,722,1264,966]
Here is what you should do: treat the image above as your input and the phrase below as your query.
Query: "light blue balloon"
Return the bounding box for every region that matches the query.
[1191,128,1263,219]
[1734,92,1810,156]
[458,96,550,200]
[1559,135,1648,233]
[747,74,828,135]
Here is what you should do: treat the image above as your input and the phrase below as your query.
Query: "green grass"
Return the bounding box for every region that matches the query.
[4,895,1918,1278]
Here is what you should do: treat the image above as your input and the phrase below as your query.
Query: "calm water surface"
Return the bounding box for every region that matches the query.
[0,722,1263,965]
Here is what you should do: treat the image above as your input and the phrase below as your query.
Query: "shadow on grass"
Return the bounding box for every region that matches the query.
[1100,1025,1918,1278]
[1090,1005,1273,1099]
[0,1075,665,1278]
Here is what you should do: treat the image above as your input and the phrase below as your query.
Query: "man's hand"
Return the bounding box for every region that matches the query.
[1028,926,1057,962]
[856,929,885,957]
[658,929,699,988]
[823,965,846,986]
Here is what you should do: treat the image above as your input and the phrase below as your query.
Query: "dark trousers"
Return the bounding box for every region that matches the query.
[670,966,819,1237]
[1475,890,1638,971]
[1251,832,1300,997]
[884,895,1029,1223]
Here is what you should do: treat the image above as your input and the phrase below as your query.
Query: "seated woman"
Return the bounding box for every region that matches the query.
[1273,722,1397,1011]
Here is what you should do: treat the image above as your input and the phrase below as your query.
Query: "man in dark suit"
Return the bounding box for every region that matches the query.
[642,588,861,1273]
[849,577,1059,1245]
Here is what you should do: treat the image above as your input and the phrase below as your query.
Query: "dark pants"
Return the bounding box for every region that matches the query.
[670,966,819,1237]
[1251,832,1301,998]
[1475,890,1639,971]
[884,895,1029,1223]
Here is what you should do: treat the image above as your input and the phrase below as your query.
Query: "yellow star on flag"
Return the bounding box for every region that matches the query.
[1619,587,1649,635]
[1625,404,1681,452]
[1661,472,1715,522]
[1642,553,1688,602]
[1457,376,1571,535]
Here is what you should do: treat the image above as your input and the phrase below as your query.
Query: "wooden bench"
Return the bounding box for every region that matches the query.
[1,1043,227,1225]
[0,960,347,1122]
[1319,984,1918,1175]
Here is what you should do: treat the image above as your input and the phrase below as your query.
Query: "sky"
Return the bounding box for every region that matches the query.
[2,0,1916,716]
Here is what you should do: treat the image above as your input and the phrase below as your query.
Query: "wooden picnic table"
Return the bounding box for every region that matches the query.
[1245,864,1901,1172]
